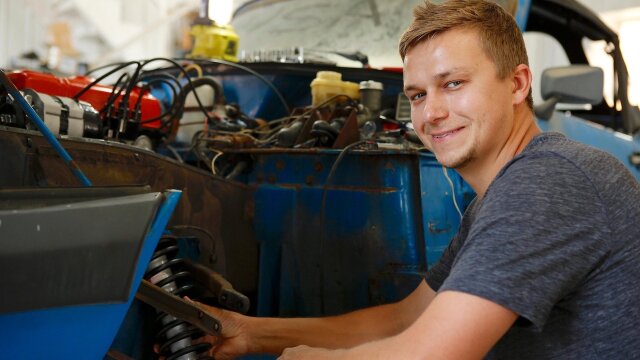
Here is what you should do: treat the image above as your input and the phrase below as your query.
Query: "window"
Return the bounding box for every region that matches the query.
[523,32,570,105]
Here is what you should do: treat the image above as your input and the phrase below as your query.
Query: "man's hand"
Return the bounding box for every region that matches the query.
[278,345,347,360]
[185,297,253,360]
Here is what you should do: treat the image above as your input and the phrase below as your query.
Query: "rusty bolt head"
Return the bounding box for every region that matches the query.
[305,175,314,185]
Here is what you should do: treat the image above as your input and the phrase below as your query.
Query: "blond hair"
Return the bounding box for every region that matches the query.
[399,0,533,109]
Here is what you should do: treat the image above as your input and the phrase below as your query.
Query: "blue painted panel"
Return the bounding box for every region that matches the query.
[515,0,532,30]
[246,150,473,319]
[419,154,476,267]
[0,190,181,360]
[537,114,640,181]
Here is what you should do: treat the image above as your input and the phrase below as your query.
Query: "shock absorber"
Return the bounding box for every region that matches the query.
[145,234,213,360]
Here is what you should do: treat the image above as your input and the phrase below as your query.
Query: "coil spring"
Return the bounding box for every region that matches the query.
[145,234,213,360]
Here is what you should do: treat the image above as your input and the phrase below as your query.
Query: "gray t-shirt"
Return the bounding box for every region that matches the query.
[426,132,640,359]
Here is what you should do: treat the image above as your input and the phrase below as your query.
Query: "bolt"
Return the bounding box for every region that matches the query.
[305,175,314,185]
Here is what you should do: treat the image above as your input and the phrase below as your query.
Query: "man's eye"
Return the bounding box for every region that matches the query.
[410,93,425,101]
[445,80,462,88]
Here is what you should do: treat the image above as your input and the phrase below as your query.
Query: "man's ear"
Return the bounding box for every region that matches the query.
[512,64,532,106]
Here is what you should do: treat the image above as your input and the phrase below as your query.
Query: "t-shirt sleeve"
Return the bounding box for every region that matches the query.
[425,233,460,291]
[439,153,610,331]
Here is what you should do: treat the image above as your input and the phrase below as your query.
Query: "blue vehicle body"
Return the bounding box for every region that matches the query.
[521,0,640,179]
[537,113,640,180]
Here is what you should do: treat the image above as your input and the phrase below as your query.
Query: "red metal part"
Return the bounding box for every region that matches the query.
[379,66,403,74]
[7,70,163,129]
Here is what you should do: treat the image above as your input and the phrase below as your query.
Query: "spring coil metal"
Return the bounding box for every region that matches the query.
[145,235,213,360]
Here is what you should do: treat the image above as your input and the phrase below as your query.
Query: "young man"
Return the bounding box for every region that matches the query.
[191,1,640,358]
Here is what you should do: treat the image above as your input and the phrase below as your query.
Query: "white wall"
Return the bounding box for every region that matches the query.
[0,0,197,71]
[0,0,51,69]
[2,0,639,82]
[581,0,640,13]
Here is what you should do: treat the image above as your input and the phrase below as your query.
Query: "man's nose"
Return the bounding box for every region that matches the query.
[422,93,448,125]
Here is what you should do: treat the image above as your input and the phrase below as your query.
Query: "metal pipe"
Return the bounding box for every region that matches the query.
[0,69,92,186]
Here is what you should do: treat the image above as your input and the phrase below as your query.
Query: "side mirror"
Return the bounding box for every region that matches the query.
[535,65,604,120]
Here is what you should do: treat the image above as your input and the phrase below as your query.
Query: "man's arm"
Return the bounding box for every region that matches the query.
[252,280,435,353]
[193,279,435,359]
[280,290,517,360]
[392,290,517,359]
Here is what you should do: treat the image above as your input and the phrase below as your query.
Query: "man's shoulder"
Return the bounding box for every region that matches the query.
[513,132,599,162]
[497,132,630,191]
[515,132,621,169]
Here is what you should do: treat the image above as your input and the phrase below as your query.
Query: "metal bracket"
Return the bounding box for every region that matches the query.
[184,259,250,314]
[135,279,222,336]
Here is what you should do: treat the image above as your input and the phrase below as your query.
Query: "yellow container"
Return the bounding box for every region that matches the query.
[342,81,360,101]
[190,23,239,62]
[310,71,360,106]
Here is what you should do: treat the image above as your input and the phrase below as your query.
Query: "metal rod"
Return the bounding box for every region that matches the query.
[0,69,92,186]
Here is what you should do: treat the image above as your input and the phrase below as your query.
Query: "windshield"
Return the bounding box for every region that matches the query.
[231,0,519,67]
[232,0,422,67]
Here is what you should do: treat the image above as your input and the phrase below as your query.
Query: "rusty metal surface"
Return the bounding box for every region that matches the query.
[106,349,136,360]
[0,126,258,296]
[223,146,474,318]
[241,148,428,316]
[225,146,420,155]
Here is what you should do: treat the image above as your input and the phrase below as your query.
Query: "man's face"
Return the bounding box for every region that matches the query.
[403,28,516,169]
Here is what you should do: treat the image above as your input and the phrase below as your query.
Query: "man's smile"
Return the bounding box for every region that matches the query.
[430,127,465,142]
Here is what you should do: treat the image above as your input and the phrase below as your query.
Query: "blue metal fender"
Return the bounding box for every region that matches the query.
[0,190,181,360]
